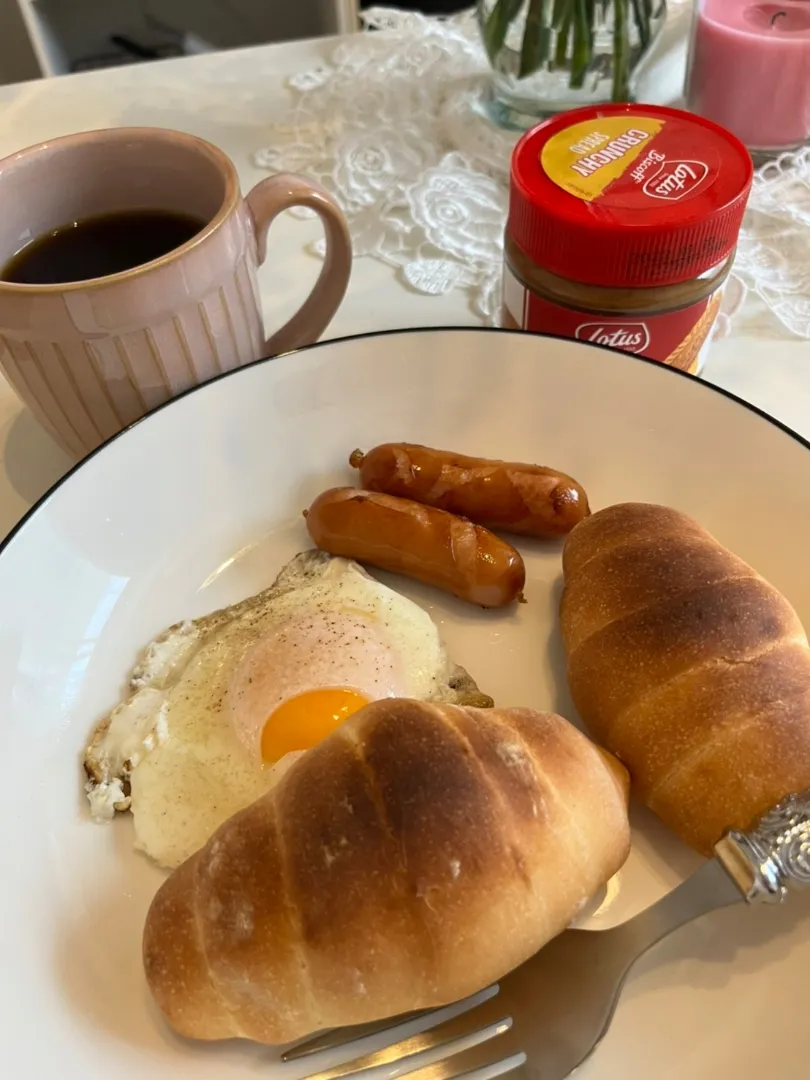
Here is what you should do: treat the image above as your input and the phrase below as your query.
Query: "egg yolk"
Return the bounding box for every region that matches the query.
[261,687,371,763]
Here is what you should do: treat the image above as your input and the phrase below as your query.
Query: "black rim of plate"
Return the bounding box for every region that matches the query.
[1,326,807,566]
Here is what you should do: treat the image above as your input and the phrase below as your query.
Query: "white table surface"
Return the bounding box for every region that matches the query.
[0,33,807,540]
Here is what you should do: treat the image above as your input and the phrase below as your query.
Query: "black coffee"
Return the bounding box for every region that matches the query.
[1,208,207,285]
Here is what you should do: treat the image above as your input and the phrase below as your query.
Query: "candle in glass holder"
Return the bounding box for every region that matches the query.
[685,0,810,154]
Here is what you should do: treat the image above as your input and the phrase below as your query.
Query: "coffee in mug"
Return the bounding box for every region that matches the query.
[0,127,352,458]
[1,209,207,285]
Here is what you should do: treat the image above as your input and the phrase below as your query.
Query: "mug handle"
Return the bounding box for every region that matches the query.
[244,173,352,356]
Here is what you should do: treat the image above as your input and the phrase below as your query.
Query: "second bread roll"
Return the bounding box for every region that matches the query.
[560,502,810,855]
[143,699,629,1044]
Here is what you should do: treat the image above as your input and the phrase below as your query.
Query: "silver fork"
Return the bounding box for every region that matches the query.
[284,789,810,1080]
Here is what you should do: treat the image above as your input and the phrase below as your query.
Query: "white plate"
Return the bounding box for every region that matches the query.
[1,328,808,1079]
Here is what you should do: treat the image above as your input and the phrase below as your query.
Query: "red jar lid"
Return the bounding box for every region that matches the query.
[509,104,753,288]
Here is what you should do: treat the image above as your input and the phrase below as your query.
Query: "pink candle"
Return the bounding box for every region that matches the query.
[685,0,810,152]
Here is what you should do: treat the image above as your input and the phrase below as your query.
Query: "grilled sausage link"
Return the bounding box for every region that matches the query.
[305,487,526,607]
[349,443,589,538]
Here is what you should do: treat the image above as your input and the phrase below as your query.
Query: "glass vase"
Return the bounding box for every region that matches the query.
[477,0,667,130]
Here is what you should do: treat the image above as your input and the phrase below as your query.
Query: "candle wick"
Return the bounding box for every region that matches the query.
[770,9,787,24]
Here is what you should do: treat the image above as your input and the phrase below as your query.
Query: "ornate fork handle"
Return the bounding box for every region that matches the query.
[715,788,810,904]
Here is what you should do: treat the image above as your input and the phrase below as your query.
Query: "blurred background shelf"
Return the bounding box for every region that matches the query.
[0,0,360,84]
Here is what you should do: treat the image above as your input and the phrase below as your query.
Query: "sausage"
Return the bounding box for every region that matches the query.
[349,443,590,539]
[304,487,525,608]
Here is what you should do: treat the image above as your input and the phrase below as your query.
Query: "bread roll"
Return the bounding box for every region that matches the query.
[560,502,810,855]
[143,699,629,1044]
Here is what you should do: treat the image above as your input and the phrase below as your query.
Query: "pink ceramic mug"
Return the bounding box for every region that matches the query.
[0,127,352,458]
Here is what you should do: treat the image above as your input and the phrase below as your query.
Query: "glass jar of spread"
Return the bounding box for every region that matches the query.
[502,104,753,374]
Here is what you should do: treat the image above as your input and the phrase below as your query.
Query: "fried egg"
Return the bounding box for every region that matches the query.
[84,551,492,868]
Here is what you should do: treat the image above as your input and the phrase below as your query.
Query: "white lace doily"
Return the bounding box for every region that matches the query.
[256,6,810,339]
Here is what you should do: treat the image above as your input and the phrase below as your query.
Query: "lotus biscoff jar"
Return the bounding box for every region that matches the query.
[502,104,753,374]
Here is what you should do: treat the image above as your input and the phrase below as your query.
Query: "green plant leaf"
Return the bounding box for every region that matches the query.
[550,0,569,30]
[483,0,527,62]
[569,0,592,87]
[631,0,651,48]
[553,7,572,67]
[612,0,630,100]
[519,0,552,78]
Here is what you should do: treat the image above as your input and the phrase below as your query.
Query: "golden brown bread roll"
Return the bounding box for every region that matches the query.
[143,699,629,1044]
[560,502,810,856]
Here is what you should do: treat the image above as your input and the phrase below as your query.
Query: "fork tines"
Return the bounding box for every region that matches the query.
[285,985,524,1080]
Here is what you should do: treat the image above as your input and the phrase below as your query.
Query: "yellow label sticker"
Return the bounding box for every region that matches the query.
[541,115,665,202]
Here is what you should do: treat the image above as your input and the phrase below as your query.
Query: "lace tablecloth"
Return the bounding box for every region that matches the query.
[256,6,809,340]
